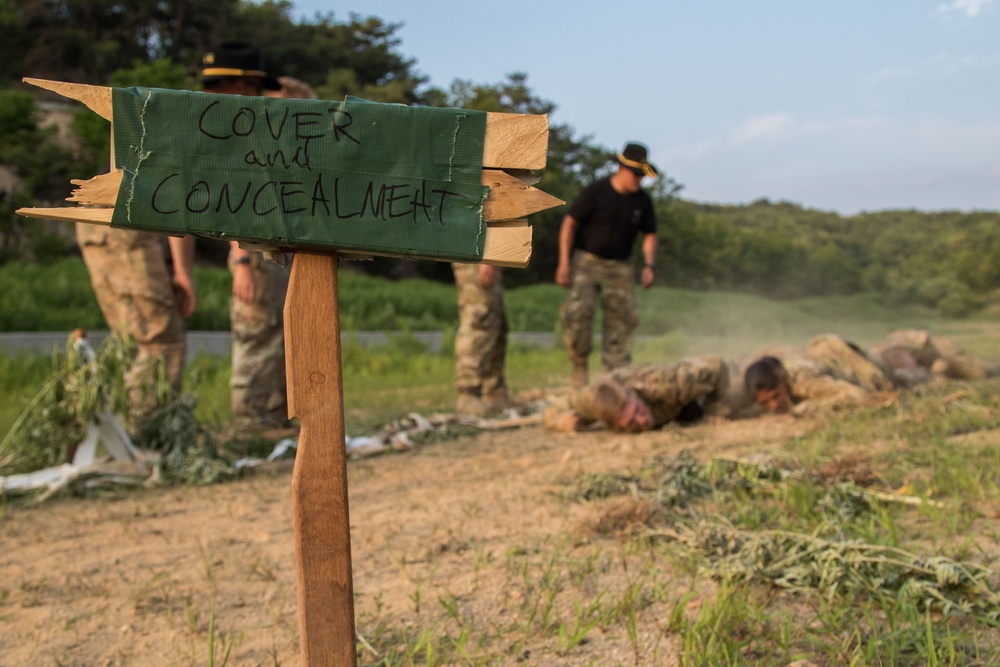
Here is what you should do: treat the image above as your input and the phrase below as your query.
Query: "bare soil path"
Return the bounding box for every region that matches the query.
[0,416,841,666]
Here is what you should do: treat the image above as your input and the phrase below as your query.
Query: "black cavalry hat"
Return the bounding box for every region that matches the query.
[199,41,281,90]
[613,142,658,178]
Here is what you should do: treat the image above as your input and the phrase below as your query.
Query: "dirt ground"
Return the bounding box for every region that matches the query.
[0,415,854,666]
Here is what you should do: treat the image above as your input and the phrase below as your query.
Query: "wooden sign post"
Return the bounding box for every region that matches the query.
[17,78,562,666]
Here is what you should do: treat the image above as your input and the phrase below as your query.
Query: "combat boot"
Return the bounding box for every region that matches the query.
[572,363,588,389]
[481,388,515,417]
[455,392,485,417]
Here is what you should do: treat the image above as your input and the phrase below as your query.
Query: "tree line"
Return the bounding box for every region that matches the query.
[658,199,1000,316]
[1,0,997,316]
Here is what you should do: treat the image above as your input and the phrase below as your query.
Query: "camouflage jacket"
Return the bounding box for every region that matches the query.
[778,335,894,415]
[545,355,729,430]
[872,329,998,382]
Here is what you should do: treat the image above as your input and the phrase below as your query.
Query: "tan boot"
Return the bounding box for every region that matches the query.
[572,364,588,389]
[481,388,514,417]
[456,392,485,417]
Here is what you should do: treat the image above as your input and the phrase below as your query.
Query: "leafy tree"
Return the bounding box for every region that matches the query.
[72,58,192,174]
[0,88,80,262]
[5,1,424,104]
[219,5,425,104]
[8,0,235,85]
[419,72,613,287]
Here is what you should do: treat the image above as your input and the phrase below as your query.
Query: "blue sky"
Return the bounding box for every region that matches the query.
[287,1,1000,215]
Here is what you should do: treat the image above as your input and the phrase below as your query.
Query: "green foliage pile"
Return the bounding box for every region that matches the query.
[132,395,234,486]
[0,333,235,489]
[573,442,1000,649]
[0,333,132,475]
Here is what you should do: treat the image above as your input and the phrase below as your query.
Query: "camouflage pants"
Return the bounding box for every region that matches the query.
[452,263,508,396]
[806,334,894,392]
[611,355,729,425]
[77,224,186,423]
[230,251,290,425]
[874,329,998,381]
[561,250,638,371]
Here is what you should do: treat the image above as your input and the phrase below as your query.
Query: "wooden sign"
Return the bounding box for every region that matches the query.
[16,77,563,666]
[17,78,562,267]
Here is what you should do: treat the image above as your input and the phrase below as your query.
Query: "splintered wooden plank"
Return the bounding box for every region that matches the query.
[483,112,548,170]
[19,207,115,225]
[481,169,563,221]
[67,171,122,206]
[482,220,532,267]
[284,251,356,666]
[23,78,112,121]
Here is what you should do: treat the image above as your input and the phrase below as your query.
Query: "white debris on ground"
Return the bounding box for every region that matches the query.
[0,408,158,499]
[1,404,545,501]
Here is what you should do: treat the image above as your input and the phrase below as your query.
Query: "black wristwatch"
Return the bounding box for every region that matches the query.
[235,256,252,265]
[644,263,655,271]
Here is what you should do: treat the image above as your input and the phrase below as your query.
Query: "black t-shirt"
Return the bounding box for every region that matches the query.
[566,177,656,261]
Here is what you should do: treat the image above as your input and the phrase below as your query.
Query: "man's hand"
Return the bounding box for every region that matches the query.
[555,262,572,288]
[232,263,256,304]
[640,265,655,289]
[556,214,577,289]
[167,235,196,317]
[640,233,657,290]
[478,264,499,288]
[172,274,197,318]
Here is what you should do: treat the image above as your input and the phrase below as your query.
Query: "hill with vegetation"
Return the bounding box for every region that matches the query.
[657,199,1000,315]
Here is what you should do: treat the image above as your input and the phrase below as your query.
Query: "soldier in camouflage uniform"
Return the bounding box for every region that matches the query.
[557,143,659,388]
[76,225,196,425]
[744,334,896,416]
[560,252,638,380]
[871,329,999,387]
[227,249,290,429]
[453,262,510,416]
[198,42,292,432]
[544,355,729,432]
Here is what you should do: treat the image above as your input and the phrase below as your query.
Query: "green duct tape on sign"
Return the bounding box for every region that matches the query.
[110,87,489,261]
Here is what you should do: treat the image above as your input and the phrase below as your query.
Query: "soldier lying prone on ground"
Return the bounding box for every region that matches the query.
[743,330,999,416]
[543,355,731,433]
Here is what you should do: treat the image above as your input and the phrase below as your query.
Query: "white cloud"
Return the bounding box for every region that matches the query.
[868,52,1000,85]
[870,65,916,82]
[932,0,994,19]
[729,113,888,145]
[731,113,795,144]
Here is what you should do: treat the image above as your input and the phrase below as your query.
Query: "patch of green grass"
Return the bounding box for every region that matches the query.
[183,352,232,428]
[0,352,59,440]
